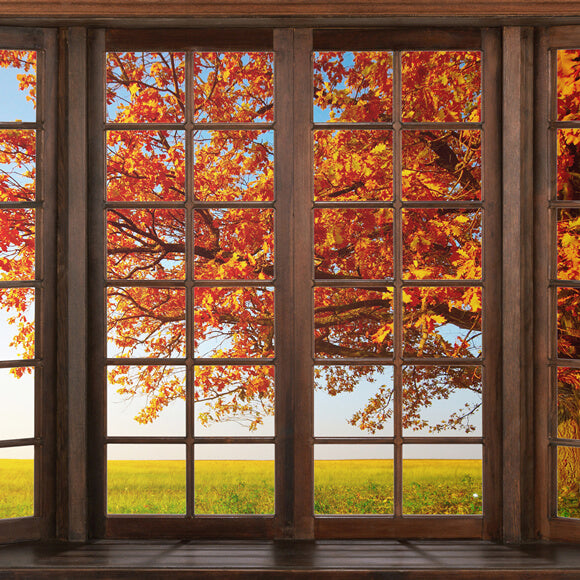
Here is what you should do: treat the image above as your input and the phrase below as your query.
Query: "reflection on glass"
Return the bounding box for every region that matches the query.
[558,129,580,201]
[314,130,392,201]
[402,51,481,123]
[107,287,185,358]
[558,50,580,122]
[403,287,482,358]
[107,131,185,202]
[403,208,482,280]
[195,444,274,514]
[0,368,34,440]
[194,52,274,123]
[107,444,186,514]
[558,368,580,442]
[313,51,393,123]
[558,445,580,518]
[107,208,185,280]
[0,209,35,281]
[0,288,34,359]
[194,366,274,435]
[194,208,274,280]
[0,50,36,122]
[107,365,185,430]
[558,209,580,281]
[194,287,274,359]
[314,365,394,437]
[314,208,393,279]
[314,444,393,514]
[403,444,482,514]
[314,287,393,358]
[402,130,481,201]
[558,287,580,359]
[194,130,274,201]
[0,130,36,202]
[106,52,185,123]
[0,446,34,518]
[402,366,482,436]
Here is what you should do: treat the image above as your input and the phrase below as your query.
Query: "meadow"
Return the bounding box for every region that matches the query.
[0,458,485,517]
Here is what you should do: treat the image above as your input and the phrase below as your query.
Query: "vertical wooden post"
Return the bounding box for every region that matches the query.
[502,26,535,543]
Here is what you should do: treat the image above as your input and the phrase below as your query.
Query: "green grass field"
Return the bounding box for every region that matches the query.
[0,460,34,519]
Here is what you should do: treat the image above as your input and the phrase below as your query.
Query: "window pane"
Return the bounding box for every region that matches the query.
[194,287,274,359]
[194,130,274,202]
[107,208,185,280]
[195,444,274,514]
[558,368,580,441]
[314,130,393,201]
[107,287,186,359]
[557,129,580,201]
[194,208,274,280]
[314,208,393,280]
[107,366,186,436]
[0,130,35,202]
[0,209,35,281]
[0,446,34,518]
[194,52,274,123]
[403,209,482,280]
[313,51,393,123]
[194,366,274,435]
[314,287,393,358]
[403,287,482,358]
[107,444,186,514]
[558,50,580,122]
[558,287,580,359]
[314,444,393,514]
[402,130,481,201]
[403,444,482,515]
[106,52,185,123]
[558,208,580,280]
[107,365,186,431]
[558,445,580,518]
[314,365,394,437]
[0,368,34,440]
[401,51,481,123]
[0,51,36,122]
[106,130,185,202]
[0,288,34,360]
[403,366,482,436]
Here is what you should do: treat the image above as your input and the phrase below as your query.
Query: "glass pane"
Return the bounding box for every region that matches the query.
[107,287,186,358]
[402,130,481,201]
[194,287,274,359]
[314,365,394,437]
[107,208,185,280]
[402,51,481,123]
[314,444,393,514]
[106,130,185,202]
[0,130,35,202]
[403,366,482,436]
[194,366,274,435]
[403,287,482,358]
[558,445,580,518]
[0,446,34,518]
[194,130,274,202]
[195,444,274,514]
[557,129,580,201]
[558,368,580,441]
[0,209,35,281]
[194,208,274,280]
[313,51,393,123]
[558,287,580,359]
[0,288,34,359]
[557,209,580,280]
[314,208,393,280]
[0,51,36,122]
[314,287,393,358]
[403,209,482,280]
[194,52,274,123]
[558,50,580,122]
[106,52,185,123]
[314,130,393,201]
[107,444,186,514]
[403,444,482,514]
[107,365,185,431]
[0,368,34,440]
